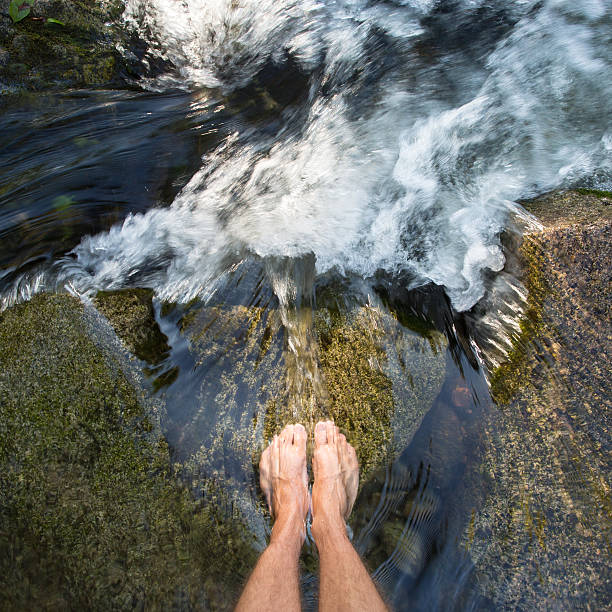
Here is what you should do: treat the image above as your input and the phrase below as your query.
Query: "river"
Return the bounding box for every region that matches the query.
[0,0,610,609]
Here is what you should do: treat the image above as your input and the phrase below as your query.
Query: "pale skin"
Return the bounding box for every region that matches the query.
[236,421,388,612]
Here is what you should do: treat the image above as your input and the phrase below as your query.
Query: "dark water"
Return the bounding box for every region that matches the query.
[1,0,611,609]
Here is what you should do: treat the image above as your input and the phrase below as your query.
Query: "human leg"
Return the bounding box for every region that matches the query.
[236,424,309,612]
[311,421,388,612]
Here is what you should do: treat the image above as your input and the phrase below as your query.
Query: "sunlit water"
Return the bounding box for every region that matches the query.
[0,0,610,609]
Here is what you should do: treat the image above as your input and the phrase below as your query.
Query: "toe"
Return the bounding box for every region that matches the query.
[272,434,281,474]
[259,443,271,473]
[325,420,337,445]
[293,423,307,452]
[292,424,308,491]
[315,421,328,445]
[280,424,295,445]
[338,432,347,461]
[260,440,274,512]
[346,442,358,468]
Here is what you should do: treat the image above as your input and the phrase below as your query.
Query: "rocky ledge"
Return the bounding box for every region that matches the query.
[464,189,611,609]
[0,0,140,92]
[0,293,257,610]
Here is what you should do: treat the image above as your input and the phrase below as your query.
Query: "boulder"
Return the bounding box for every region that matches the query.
[463,189,611,609]
[0,293,257,610]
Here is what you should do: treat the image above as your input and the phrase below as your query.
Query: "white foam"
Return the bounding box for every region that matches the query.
[8,0,608,312]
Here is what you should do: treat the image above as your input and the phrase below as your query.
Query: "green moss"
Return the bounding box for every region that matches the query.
[489,236,549,404]
[258,303,398,482]
[94,288,171,366]
[574,187,612,199]
[0,294,257,611]
[315,308,395,481]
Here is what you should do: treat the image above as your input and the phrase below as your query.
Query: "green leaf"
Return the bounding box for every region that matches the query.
[45,17,65,26]
[52,195,76,211]
[8,0,31,23]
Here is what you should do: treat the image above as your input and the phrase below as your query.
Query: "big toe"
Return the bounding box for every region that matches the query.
[280,423,295,445]
[325,420,338,445]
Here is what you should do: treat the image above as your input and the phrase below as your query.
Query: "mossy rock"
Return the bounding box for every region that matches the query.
[0,0,134,91]
[0,293,257,610]
[94,288,171,365]
[464,189,612,609]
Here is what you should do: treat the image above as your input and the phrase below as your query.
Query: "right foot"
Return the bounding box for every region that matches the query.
[311,420,359,538]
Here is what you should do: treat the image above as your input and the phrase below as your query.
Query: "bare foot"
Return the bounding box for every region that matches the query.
[259,424,309,547]
[311,420,359,539]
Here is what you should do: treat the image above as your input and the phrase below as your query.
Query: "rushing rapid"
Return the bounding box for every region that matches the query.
[3,0,611,313]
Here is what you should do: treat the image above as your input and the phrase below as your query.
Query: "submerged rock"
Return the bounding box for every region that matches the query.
[0,293,257,610]
[463,190,612,609]
[175,299,447,491]
[94,288,171,365]
[315,305,447,481]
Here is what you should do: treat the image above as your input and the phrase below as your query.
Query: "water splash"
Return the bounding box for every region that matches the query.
[265,254,329,421]
[2,0,610,315]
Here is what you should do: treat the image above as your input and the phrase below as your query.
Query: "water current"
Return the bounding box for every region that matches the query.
[0,0,610,609]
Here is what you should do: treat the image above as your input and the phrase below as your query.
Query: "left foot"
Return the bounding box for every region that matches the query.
[259,424,309,547]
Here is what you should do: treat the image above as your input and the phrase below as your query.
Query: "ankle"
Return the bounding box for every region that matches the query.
[311,511,347,545]
[270,509,306,554]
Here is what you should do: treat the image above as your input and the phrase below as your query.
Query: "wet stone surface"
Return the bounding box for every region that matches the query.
[462,190,612,609]
[0,293,257,611]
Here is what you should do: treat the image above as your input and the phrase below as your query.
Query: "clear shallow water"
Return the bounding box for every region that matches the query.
[1,0,611,609]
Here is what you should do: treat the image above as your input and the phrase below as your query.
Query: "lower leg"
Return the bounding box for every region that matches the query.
[311,421,388,612]
[236,424,309,612]
[235,524,302,612]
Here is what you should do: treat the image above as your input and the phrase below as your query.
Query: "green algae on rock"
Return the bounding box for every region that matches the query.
[94,288,180,391]
[315,306,396,479]
[463,190,612,609]
[315,305,447,482]
[94,288,171,365]
[0,0,129,92]
[0,293,257,611]
[179,304,284,461]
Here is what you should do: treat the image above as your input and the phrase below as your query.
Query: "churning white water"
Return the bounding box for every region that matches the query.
[7,0,612,310]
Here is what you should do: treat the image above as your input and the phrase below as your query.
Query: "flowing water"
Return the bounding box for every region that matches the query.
[1,0,611,609]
